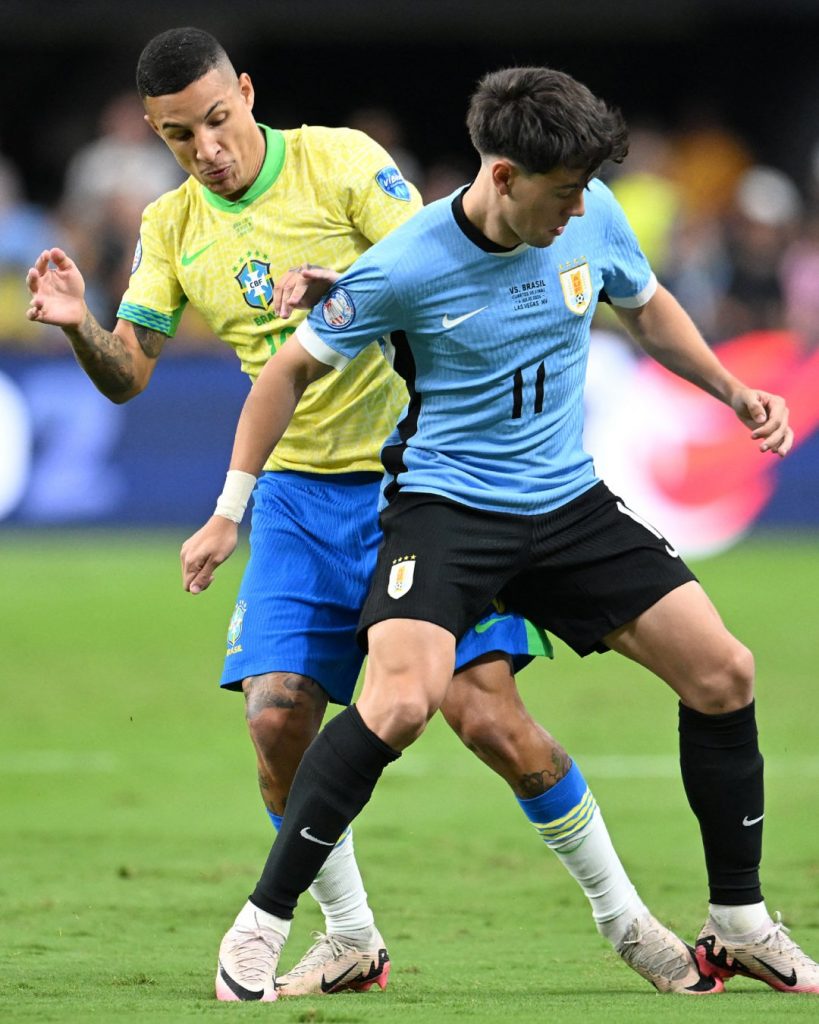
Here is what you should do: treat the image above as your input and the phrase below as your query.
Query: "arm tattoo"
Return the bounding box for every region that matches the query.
[65,313,164,398]
[134,324,166,359]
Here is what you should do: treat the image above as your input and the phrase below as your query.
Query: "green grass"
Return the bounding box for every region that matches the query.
[1,530,818,1022]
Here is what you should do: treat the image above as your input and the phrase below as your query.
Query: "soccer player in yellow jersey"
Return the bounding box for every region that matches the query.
[27,27,713,1001]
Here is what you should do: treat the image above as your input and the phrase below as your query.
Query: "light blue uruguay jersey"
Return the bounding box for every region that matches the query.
[295,179,657,515]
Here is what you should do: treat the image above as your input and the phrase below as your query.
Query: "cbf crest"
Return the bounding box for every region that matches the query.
[235,259,274,310]
[387,555,416,600]
[226,599,247,653]
[558,259,593,316]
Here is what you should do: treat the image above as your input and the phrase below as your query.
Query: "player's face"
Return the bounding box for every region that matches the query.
[144,67,264,200]
[501,165,589,248]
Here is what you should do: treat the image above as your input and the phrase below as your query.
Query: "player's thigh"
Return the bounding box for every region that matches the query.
[358,618,457,747]
[220,471,381,704]
[605,580,755,711]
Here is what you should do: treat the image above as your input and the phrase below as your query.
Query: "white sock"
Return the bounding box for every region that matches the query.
[708,901,772,939]
[308,828,376,938]
[236,899,290,942]
[550,809,647,946]
[518,767,646,947]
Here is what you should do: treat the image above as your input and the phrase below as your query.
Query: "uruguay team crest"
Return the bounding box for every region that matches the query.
[235,259,274,310]
[559,260,592,315]
[375,165,412,202]
[227,600,247,648]
[322,286,356,330]
[387,555,416,599]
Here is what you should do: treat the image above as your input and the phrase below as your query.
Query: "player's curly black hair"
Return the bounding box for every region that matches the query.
[136,26,233,98]
[466,67,629,176]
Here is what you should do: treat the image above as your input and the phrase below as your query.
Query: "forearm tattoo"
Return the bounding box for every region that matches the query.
[66,314,163,397]
[66,311,136,396]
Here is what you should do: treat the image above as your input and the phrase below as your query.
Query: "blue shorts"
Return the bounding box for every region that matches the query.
[220,471,552,704]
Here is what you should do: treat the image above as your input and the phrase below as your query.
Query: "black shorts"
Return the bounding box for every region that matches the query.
[359,482,697,656]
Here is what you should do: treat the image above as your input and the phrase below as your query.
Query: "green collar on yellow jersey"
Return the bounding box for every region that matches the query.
[201,124,285,213]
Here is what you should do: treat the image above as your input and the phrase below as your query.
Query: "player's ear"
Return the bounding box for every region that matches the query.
[143,113,161,138]
[238,72,255,111]
[492,160,515,197]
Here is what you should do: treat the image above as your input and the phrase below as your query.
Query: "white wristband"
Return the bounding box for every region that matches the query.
[214,470,257,523]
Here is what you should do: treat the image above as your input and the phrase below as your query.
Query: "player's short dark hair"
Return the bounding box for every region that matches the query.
[466,67,629,176]
[136,27,233,98]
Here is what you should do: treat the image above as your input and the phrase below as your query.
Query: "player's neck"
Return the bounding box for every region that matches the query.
[461,175,521,249]
[225,124,267,201]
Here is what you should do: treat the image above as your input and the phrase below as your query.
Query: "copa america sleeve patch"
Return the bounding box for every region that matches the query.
[322,286,356,330]
[130,235,143,275]
[375,166,411,202]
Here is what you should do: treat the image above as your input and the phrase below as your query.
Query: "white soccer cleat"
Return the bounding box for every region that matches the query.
[616,913,723,994]
[215,907,284,1002]
[276,929,391,996]
[696,912,819,993]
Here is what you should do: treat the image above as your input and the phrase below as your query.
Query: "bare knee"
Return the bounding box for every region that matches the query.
[242,672,327,772]
[444,693,510,758]
[687,640,755,714]
[360,620,455,749]
[374,687,440,747]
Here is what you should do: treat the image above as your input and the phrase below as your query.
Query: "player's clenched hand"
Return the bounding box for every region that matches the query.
[273,264,340,319]
[25,248,87,328]
[180,516,239,594]
[731,388,793,458]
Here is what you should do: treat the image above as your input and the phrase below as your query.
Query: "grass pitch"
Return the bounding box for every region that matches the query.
[1,529,818,1023]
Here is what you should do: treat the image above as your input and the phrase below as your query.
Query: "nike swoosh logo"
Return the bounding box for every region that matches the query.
[218,961,265,1001]
[300,826,335,846]
[665,544,680,558]
[742,813,764,826]
[181,241,216,266]
[442,306,488,329]
[474,614,512,634]
[320,963,357,992]
[752,954,797,987]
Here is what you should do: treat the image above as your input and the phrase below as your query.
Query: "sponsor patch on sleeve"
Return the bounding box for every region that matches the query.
[131,235,143,275]
[375,165,411,202]
[322,286,356,330]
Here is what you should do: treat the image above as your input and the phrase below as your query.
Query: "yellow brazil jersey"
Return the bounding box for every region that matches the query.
[118,124,422,473]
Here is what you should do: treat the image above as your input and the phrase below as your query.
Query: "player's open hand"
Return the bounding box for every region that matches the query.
[25,248,87,329]
[180,516,239,594]
[731,387,793,457]
[274,264,340,319]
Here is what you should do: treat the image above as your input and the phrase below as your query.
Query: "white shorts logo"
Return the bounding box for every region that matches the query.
[387,555,416,599]
[616,500,679,558]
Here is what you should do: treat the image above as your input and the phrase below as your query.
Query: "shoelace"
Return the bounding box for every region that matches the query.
[283,931,352,978]
[223,928,280,986]
[621,920,692,981]
[754,912,816,968]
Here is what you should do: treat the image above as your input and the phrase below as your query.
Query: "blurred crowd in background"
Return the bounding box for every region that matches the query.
[3,91,819,353]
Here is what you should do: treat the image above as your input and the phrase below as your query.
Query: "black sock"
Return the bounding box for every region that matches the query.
[679,700,764,905]
[250,704,400,919]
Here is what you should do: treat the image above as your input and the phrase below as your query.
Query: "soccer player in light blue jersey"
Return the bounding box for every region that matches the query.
[183,66,819,998]
[29,30,709,1002]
